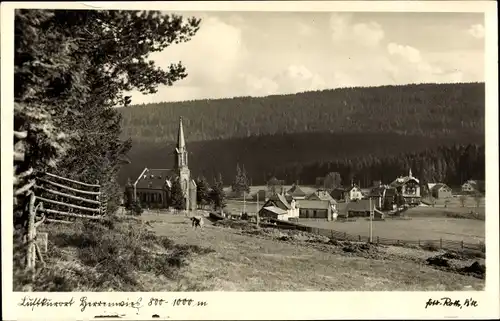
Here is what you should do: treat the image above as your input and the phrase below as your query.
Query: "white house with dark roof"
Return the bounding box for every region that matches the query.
[389,168,421,205]
[259,192,299,220]
[133,118,197,210]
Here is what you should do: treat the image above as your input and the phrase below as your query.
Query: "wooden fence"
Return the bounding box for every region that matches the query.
[268,218,485,252]
[33,172,106,223]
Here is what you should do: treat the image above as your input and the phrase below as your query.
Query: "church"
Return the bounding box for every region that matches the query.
[131,117,197,210]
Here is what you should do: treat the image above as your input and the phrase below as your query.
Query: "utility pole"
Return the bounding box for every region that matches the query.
[256,191,260,227]
[243,191,246,214]
[369,196,373,243]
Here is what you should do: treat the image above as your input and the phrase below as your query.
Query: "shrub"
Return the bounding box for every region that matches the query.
[14,217,215,291]
[422,241,440,252]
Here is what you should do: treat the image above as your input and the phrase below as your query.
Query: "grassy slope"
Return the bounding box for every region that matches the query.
[140,212,484,291]
[16,211,484,291]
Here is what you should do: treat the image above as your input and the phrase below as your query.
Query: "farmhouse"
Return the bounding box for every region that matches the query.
[461,180,485,194]
[365,185,398,210]
[389,169,421,205]
[307,189,336,203]
[132,118,197,210]
[297,199,337,221]
[330,185,363,202]
[259,193,299,221]
[345,199,377,217]
[428,183,453,199]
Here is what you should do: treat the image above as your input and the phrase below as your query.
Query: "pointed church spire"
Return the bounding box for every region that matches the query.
[409,168,413,178]
[177,117,185,150]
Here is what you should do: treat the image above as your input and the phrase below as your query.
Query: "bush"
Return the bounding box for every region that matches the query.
[422,241,440,252]
[13,217,215,291]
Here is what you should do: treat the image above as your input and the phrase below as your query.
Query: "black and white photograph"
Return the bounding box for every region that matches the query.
[2,1,499,320]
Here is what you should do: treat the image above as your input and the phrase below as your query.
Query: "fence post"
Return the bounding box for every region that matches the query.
[461,240,464,250]
[358,235,361,241]
[440,238,443,249]
[344,232,347,239]
[331,230,334,238]
[418,239,420,247]
[377,236,379,245]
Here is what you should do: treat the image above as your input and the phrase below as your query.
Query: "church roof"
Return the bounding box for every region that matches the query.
[134,168,175,189]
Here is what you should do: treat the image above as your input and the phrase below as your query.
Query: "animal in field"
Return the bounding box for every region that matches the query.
[190,216,204,230]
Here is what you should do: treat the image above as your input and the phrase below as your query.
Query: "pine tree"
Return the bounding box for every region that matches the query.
[210,173,226,210]
[14,9,201,220]
[170,179,186,210]
[195,176,210,209]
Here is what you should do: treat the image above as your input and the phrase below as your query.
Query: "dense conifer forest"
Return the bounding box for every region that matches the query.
[118,82,485,187]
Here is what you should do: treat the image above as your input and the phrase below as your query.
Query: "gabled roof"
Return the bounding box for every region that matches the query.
[464,180,485,192]
[268,193,291,210]
[346,200,376,212]
[261,206,288,215]
[297,199,331,210]
[287,184,307,197]
[135,168,175,189]
[430,183,450,192]
[307,190,336,203]
[390,176,419,187]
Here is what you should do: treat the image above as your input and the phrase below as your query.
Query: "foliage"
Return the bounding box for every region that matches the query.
[459,195,467,207]
[170,179,186,210]
[323,172,342,190]
[15,9,201,218]
[131,199,143,215]
[124,178,134,209]
[210,173,226,210]
[267,177,284,195]
[195,176,211,208]
[120,82,484,143]
[231,163,250,196]
[14,217,214,291]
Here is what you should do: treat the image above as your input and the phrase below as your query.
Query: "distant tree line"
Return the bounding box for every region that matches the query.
[270,144,485,188]
[119,82,485,143]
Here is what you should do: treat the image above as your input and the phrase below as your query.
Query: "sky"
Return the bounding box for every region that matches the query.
[128,11,485,104]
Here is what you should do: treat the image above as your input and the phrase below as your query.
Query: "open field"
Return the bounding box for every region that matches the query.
[404,206,485,219]
[137,211,484,291]
[16,211,485,291]
[299,216,485,244]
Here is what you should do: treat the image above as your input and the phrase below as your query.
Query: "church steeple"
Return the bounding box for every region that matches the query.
[177,116,186,150]
[175,117,188,169]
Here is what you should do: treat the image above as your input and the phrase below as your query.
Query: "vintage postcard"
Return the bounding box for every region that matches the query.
[1,1,499,320]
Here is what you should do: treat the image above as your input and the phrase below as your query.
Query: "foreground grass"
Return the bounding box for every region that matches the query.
[141,212,485,291]
[13,215,214,291]
[13,211,484,291]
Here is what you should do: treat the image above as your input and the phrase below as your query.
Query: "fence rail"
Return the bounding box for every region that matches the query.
[34,172,106,223]
[268,218,485,252]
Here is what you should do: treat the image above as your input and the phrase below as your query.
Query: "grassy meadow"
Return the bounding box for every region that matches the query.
[14,210,485,291]
[299,217,485,244]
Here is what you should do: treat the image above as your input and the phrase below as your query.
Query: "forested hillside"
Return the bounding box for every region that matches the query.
[118,82,485,187]
[120,82,484,143]
[118,132,484,187]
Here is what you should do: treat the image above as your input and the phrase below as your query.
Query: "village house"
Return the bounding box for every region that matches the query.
[345,199,380,218]
[296,199,336,221]
[461,180,485,195]
[389,169,421,206]
[307,189,336,203]
[428,183,453,199]
[366,185,398,211]
[132,118,197,210]
[259,193,300,221]
[330,184,363,202]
